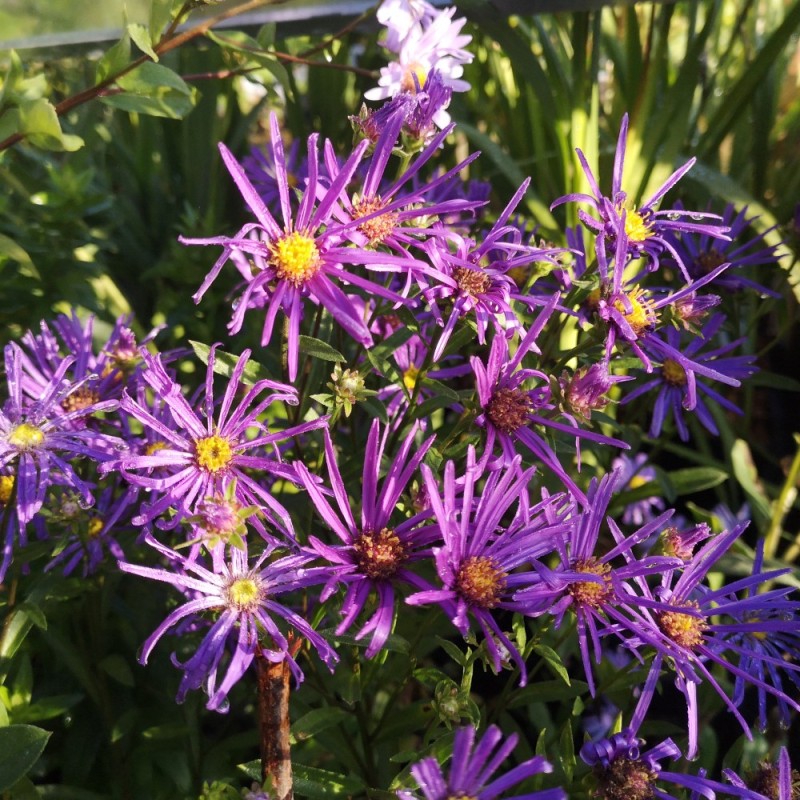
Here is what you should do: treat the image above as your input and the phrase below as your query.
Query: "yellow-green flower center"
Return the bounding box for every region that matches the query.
[270,231,321,286]
[661,358,687,387]
[87,517,104,538]
[657,600,707,650]
[0,475,14,505]
[195,434,234,473]
[8,423,45,451]
[622,207,653,243]
[456,555,508,608]
[628,474,649,490]
[226,575,264,612]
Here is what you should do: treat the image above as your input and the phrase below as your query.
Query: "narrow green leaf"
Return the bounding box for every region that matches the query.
[0,233,33,268]
[149,0,175,41]
[99,655,135,688]
[559,718,575,783]
[730,439,771,526]
[190,341,274,385]
[667,466,729,495]
[298,336,345,363]
[533,644,570,686]
[0,725,51,792]
[292,764,365,798]
[507,679,589,708]
[291,708,351,741]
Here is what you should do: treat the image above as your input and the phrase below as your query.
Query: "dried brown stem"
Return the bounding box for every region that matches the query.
[256,650,293,800]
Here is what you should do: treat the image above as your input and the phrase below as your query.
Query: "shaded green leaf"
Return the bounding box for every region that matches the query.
[190,341,274,385]
[292,708,351,741]
[533,644,570,685]
[128,23,158,61]
[292,764,366,798]
[18,98,83,151]
[102,62,197,119]
[0,725,51,792]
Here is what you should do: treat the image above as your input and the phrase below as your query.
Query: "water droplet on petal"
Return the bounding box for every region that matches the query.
[690,213,704,221]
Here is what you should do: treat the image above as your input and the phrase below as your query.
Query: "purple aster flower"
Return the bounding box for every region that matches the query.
[622,313,758,441]
[420,182,568,361]
[180,114,417,380]
[18,312,158,412]
[611,453,665,526]
[667,203,784,298]
[624,523,800,759]
[44,479,138,577]
[294,420,435,657]
[581,728,759,800]
[551,113,729,278]
[724,748,799,800]
[470,295,627,504]
[0,342,121,579]
[101,345,325,540]
[710,540,800,731]
[324,115,481,266]
[406,447,571,683]
[243,138,308,211]
[119,533,337,710]
[397,724,564,800]
[514,472,680,695]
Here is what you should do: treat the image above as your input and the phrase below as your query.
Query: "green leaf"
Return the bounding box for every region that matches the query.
[0,233,33,269]
[0,725,51,792]
[558,718,575,783]
[18,98,83,152]
[237,760,261,783]
[0,109,21,142]
[292,764,365,798]
[10,695,82,725]
[95,32,131,84]
[532,644,570,685]
[102,62,197,119]
[149,0,176,41]
[190,341,274,385]
[98,655,135,688]
[291,708,351,742]
[507,679,589,708]
[731,439,771,526]
[298,335,345,363]
[128,23,158,61]
[667,466,729,495]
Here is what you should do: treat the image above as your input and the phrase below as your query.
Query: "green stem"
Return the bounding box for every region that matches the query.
[764,433,800,561]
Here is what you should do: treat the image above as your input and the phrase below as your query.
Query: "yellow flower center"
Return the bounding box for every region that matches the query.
[145,441,168,456]
[455,555,508,608]
[87,517,104,538]
[8,423,45,451]
[0,475,14,505]
[403,364,420,391]
[270,231,321,286]
[661,358,687,387]
[622,207,653,243]
[613,289,657,335]
[628,474,649,490]
[194,434,234,473]
[226,576,263,612]
[401,62,428,93]
[657,601,707,650]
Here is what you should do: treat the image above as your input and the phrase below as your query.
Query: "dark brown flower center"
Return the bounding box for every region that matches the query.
[661,358,687,387]
[594,758,657,800]
[486,387,531,433]
[747,763,800,800]
[693,248,725,275]
[352,195,398,246]
[455,555,507,608]
[353,527,406,580]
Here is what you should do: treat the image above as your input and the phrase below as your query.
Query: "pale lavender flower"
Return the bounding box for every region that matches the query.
[295,420,436,657]
[397,724,564,800]
[611,453,665,526]
[119,534,337,710]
